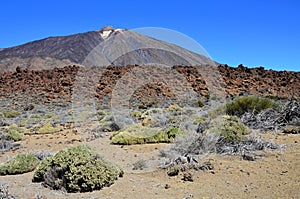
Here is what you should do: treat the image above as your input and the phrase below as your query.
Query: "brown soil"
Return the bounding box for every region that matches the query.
[0,129,299,199]
[0,65,299,198]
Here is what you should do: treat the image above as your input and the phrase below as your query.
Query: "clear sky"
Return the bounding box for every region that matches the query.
[0,0,299,71]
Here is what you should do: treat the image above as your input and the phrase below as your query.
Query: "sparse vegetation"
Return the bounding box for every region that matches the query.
[4,124,23,141]
[206,115,250,142]
[32,145,123,193]
[226,95,275,116]
[132,159,147,170]
[130,110,142,119]
[208,105,226,118]
[167,104,182,113]
[111,124,184,145]
[4,130,22,142]
[0,154,40,175]
[2,110,21,118]
[197,99,204,107]
[167,165,180,176]
[37,122,62,134]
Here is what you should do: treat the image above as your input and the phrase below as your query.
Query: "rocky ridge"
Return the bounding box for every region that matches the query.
[0,64,298,104]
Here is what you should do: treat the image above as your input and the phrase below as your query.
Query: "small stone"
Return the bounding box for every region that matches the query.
[182,172,193,182]
[164,184,171,189]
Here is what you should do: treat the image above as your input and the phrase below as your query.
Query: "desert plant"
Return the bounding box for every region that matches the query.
[37,122,61,134]
[2,110,21,118]
[4,124,24,141]
[206,115,250,142]
[197,99,204,107]
[4,130,22,142]
[0,154,40,175]
[132,159,147,170]
[208,105,226,118]
[111,124,184,145]
[32,145,123,193]
[130,110,142,119]
[167,104,182,113]
[226,96,275,116]
[167,165,180,176]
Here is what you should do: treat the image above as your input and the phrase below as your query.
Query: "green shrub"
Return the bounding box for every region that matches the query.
[197,100,204,107]
[168,115,189,125]
[205,115,250,142]
[0,154,40,175]
[192,116,208,125]
[132,159,147,170]
[32,145,123,193]
[4,124,23,141]
[226,96,275,116]
[130,110,142,119]
[111,124,184,145]
[208,105,226,118]
[38,122,62,134]
[5,130,22,141]
[167,104,182,113]
[167,165,180,176]
[2,110,21,118]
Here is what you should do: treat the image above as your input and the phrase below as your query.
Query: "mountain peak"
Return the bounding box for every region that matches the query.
[98,26,123,39]
[99,26,115,32]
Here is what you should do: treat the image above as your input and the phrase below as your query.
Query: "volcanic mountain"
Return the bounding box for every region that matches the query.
[0,26,213,73]
[0,26,299,101]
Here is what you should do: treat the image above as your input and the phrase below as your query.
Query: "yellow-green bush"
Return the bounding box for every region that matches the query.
[37,122,62,134]
[0,154,39,175]
[226,96,275,116]
[5,130,22,141]
[208,105,226,118]
[2,110,21,118]
[205,115,250,142]
[4,124,24,141]
[167,104,182,113]
[32,145,123,193]
[111,124,184,145]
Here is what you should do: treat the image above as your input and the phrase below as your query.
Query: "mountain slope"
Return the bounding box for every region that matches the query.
[0,26,213,72]
[0,31,104,63]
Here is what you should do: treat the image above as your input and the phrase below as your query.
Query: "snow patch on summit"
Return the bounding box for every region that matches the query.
[99,26,124,39]
[101,30,113,39]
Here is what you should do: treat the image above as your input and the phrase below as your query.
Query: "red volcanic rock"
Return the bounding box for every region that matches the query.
[0,64,299,104]
[218,65,300,99]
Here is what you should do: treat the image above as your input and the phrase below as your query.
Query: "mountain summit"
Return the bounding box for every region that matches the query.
[98,26,124,39]
[0,26,212,72]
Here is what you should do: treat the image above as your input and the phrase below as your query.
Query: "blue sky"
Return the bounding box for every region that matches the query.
[0,0,299,71]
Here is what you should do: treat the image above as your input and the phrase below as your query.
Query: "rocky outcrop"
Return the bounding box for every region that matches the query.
[0,65,298,104]
[219,64,300,99]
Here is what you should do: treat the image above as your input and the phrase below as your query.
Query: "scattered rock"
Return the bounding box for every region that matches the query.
[164,184,171,189]
[242,154,256,161]
[199,161,214,171]
[182,172,193,182]
[283,126,300,134]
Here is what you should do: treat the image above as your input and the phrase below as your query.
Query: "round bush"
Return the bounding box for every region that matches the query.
[0,154,40,175]
[205,115,250,142]
[226,96,275,116]
[32,145,123,193]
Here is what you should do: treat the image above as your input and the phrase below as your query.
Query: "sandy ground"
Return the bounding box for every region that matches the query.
[0,129,299,199]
